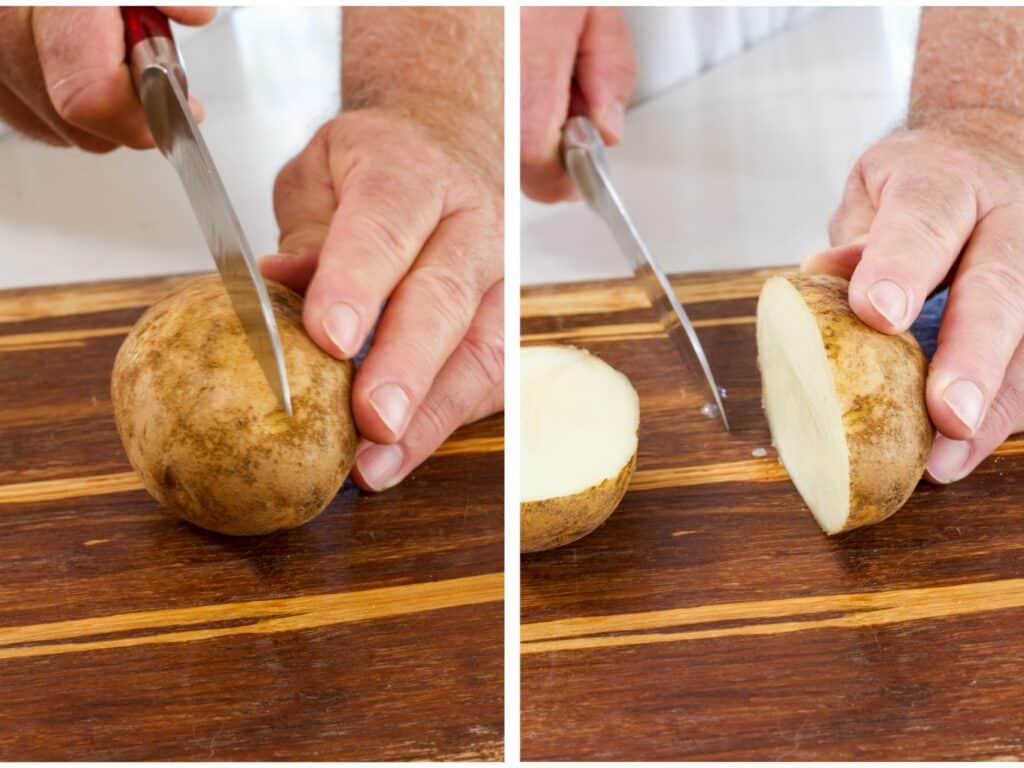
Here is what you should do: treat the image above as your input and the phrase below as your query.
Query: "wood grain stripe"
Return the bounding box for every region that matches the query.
[521,316,755,344]
[521,578,1024,654]
[520,268,787,318]
[0,326,131,353]
[0,275,195,323]
[0,435,503,504]
[0,572,502,661]
[7,433,1012,505]
[630,459,789,491]
[0,471,142,504]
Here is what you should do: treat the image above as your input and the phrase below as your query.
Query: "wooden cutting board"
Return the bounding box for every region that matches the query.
[0,274,503,761]
[521,267,1024,761]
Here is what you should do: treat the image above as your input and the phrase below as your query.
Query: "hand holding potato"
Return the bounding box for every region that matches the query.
[0,6,213,151]
[806,124,1024,486]
[261,109,504,493]
[804,7,1024,487]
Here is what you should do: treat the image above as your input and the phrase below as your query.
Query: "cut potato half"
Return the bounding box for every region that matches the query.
[521,345,640,552]
[756,274,933,534]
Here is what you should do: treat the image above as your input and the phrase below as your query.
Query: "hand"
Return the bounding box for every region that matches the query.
[0,6,214,152]
[261,109,504,492]
[805,118,1024,485]
[520,7,636,202]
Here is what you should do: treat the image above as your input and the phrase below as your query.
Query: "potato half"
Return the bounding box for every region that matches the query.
[521,345,639,552]
[756,273,933,534]
[112,275,357,536]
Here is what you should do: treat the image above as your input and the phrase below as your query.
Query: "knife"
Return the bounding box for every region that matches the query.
[561,113,729,431]
[121,7,292,417]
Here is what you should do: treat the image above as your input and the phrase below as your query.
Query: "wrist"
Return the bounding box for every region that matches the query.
[908,107,1024,171]
[341,100,502,194]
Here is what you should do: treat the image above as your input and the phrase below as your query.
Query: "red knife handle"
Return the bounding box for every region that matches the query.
[122,7,173,54]
[569,79,588,119]
[120,7,186,98]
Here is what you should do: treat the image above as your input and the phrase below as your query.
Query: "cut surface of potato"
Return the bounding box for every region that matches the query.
[756,274,933,535]
[521,345,639,552]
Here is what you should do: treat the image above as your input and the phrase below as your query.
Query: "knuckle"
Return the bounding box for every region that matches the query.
[959,260,1024,323]
[888,171,975,249]
[353,209,414,267]
[984,382,1024,438]
[409,396,457,450]
[412,265,480,330]
[460,324,505,392]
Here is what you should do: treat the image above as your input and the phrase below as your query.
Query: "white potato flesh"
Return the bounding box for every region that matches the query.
[521,345,640,503]
[756,276,850,533]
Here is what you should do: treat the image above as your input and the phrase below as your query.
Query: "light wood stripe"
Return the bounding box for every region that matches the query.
[434,436,504,456]
[521,578,1024,654]
[0,434,502,505]
[0,275,195,323]
[520,268,789,318]
[0,325,131,353]
[0,471,142,504]
[0,572,502,661]
[630,459,789,491]
[521,316,755,344]
[5,434,1016,506]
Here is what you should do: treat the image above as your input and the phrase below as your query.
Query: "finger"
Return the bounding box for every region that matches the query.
[352,281,504,491]
[827,163,876,247]
[351,210,501,443]
[925,204,1024,440]
[157,7,217,26]
[299,159,446,366]
[32,7,156,149]
[520,7,585,203]
[926,339,1024,484]
[575,7,636,146]
[847,166,979,334]
[0,7,112,150]
[0,77,68,146]
[260,249,320,297]
[801,241,866,280]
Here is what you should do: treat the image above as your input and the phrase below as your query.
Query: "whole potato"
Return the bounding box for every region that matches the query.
[112,275,357,535]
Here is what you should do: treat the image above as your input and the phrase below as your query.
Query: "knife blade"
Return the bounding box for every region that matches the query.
[561,115,729,431]
[122,7,292,417]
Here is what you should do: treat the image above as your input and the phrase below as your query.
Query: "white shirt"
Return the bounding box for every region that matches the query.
[624,7,819,104]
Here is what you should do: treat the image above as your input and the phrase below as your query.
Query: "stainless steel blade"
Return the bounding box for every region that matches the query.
[137,65,292,416]
[562,116,729,430]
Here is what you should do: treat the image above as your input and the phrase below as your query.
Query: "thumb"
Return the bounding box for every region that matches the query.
[575,7,637,145]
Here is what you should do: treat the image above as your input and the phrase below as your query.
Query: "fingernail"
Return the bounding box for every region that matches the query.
[598,102,625,143]
[926,435,971,484]
[866,280,908,328]
[369,383,411,437]
[321,302,360,357]
[357,443,405,491]
[942,379,985,433]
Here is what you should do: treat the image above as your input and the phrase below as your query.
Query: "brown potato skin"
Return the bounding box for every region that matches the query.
[111,275,357,536]
[520,454,636,553]
[787,274,934,533]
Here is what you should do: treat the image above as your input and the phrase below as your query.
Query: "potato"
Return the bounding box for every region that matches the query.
[111,275,357,535]
[756,273,934,534]
[521,345,639,552]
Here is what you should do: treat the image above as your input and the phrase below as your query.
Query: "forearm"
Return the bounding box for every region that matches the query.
[909,8,1024,157]
[341,7,503,189]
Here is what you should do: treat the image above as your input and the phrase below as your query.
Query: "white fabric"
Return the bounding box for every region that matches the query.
[623,7,820,104]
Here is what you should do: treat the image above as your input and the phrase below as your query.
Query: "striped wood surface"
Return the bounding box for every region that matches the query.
[520,267,1024,761]
[0,273,503,760]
